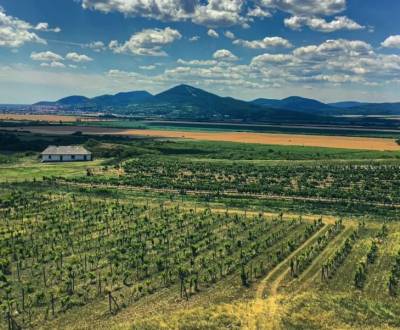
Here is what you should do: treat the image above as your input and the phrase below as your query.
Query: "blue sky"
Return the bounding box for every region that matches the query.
[0,0,399,103]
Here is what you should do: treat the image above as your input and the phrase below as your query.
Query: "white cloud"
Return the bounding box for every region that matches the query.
[259,0,346,16]
[109,27,182,56]
[284,15,365,32]
[213,49,239,61]
[66,52,93,62]
[0,8,46,47]
[35,22,61,33]
[177,58,218,66]
[224,30,235,39]
[191,0,247,27]
[233,36,292,49]
[85,40,106,52]
[293,39,373,58]
[31,51,64,62]
[207,29,219,38]
[189,35,200,42]
[381,35,400,48]
[247,6,271,18]
[251,53,293,65]
[139,65,157,70]
[81,0,248,27]
[40,61,65,68]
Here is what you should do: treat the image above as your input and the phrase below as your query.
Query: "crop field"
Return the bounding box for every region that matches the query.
[0,114,100,122]
[1,131,400,329]
[63,157,400,208]
[2,125,400,150]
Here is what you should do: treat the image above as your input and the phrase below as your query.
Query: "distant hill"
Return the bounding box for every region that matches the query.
[252,96,334,114]
[148,84,328,122]
[332,103,400,116]
[329,101,367,109]
[32,85,400,122]
[91,91,153,106]
[57,95,90,105]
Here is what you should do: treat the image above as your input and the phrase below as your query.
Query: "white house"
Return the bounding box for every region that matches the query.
[41,146,92,162]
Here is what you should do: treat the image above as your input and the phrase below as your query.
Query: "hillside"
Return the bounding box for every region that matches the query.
[253,96,335,114]
[32,85,400,123]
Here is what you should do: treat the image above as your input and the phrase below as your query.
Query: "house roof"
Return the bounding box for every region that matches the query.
[41,145,91,155]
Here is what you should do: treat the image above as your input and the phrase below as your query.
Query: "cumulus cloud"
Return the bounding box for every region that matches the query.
[85,40,106,52]
[0,8,46,47]
[177,58,218,66]
[139,65,157,70]
[189,35,200,42]
[40,61,65,68]
[293,39,373,58]
[66,52,93,62]
[284,15,365,32]
[207,29,219,38]
[247,6,271,18]
[109,27,182,56]
[80,0,248,27]
[224,30,235,39]
[213,49,239,61]
[233,36,292,49]
[30,51,64,62]
[251,53,293,65]
[191,0,247,27]
[35,22,61,33]
[259,0,346,16]
[381,35,400,48]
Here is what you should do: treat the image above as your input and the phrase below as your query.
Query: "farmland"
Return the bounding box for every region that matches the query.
[1,130,400,329]
[2,125,400,150]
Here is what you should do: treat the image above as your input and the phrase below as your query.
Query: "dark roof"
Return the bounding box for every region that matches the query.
[41,146,91,155]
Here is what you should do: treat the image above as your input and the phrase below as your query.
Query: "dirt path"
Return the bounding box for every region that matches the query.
[253,224,328,329]
[296,227,353,289]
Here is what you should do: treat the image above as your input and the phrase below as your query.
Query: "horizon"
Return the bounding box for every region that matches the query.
[0,0,400,103]
[13,83,400,105]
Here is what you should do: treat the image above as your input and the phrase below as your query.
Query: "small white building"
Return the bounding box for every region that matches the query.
[41,146,92,162]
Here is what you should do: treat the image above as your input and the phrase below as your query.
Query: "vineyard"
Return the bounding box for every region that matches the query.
[0,187,400,329]
[63,157,400,205]
[1,133,400,329]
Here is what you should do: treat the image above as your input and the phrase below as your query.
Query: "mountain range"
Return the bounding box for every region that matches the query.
[33,84,400,124]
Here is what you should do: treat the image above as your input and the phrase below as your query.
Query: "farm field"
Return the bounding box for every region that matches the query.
[3,125,400,150]
[1,130,400,329]
[0,114,100,122]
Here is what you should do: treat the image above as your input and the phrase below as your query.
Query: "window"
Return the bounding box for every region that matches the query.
[71,155,75,160]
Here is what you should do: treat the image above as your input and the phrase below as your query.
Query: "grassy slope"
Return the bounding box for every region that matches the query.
[0,156,104,182]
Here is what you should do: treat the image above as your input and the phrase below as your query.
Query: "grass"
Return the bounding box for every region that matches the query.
[0,156,104,182]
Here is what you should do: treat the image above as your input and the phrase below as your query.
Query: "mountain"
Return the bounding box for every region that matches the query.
[335,103,400,115]
[57,95,90,105]
[32,85,400,123]
[252,96,334,114]
[144,84,331,123]
[329,101,367,109]
[91,91,153,106]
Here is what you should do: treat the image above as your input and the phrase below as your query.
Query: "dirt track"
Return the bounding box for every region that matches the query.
[4,125,400,151]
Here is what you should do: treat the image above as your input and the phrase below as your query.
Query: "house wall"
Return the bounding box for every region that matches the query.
[42,154,92,162]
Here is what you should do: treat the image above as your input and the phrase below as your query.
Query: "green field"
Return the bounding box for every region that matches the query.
[1,130,400,329]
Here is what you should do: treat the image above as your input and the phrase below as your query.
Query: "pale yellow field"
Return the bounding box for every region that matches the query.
[5,125,400,151]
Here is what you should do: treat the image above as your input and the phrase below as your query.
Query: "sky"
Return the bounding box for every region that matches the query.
[0,0,399,104]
